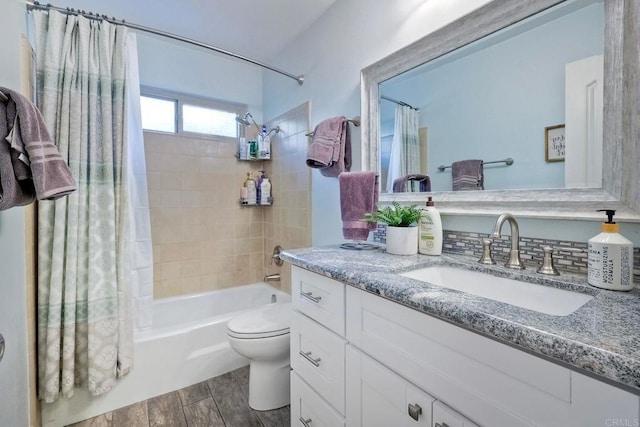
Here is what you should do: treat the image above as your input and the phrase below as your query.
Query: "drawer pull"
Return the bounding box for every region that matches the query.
[301,291,322,303]
[299,350,322,367]
[299,416,313,427]
[435,423,450,427]
[408,403,422,421]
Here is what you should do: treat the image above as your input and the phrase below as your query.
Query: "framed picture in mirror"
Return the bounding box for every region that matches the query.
[545,124,565,162]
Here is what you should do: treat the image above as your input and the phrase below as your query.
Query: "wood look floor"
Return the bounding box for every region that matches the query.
[67,367,290,427]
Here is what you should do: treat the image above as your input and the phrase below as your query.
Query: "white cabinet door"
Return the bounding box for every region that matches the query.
[346,345,435,427]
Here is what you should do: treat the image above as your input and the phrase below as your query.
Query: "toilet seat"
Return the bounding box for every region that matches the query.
[227,303,291,339]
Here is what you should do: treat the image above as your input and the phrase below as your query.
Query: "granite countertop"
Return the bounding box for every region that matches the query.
[280,245,640,395]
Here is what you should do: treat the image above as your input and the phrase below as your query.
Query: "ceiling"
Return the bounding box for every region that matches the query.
[51,0,337,62]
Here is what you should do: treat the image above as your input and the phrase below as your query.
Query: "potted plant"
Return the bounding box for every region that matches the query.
[364,202,421,255]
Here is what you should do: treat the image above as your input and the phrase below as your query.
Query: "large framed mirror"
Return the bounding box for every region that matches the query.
[361,0,640,220]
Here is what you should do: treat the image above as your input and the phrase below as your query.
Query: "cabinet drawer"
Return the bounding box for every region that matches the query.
[291,371,345,427]
[433,401,479,427]
[291,266,345,335]
[291,311,346,414]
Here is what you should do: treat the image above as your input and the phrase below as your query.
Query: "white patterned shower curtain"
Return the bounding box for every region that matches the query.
[386,105,421,192]
[33,10,152,403]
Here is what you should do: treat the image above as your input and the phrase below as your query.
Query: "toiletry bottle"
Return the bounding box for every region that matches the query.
[260,174,271,205]
[258,125,267,159]
[418,196,443,255]
[244,172,257,205]
[256,170,264,205]
[249,140,258,159]
[588,209,634,291]
[238,137,248,160]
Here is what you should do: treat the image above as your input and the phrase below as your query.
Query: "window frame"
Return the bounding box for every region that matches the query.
[140,86,247,141]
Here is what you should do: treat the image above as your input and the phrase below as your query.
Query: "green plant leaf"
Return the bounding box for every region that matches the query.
[363,202,421,227]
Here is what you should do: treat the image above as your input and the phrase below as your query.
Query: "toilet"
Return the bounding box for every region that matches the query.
[227,302,291,410]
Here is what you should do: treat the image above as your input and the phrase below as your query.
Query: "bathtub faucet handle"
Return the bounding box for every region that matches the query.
[271,245,283,266]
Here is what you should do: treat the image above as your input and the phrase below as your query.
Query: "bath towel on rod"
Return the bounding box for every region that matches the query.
[339,171,378,241]
[392,174,431,193]
[451,159,484,191]
[306,116,351,177]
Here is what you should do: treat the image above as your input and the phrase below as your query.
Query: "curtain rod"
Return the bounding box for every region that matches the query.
[25,0,305,86]
[380,95,417,110]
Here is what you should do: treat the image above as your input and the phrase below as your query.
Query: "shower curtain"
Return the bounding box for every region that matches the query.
[386,105,420,192]
[33,10,152,403]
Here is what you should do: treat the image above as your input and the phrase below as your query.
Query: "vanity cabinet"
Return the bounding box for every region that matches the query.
[290,265,640,427]
[346,286,639,427]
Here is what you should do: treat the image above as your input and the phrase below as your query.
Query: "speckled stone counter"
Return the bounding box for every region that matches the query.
[280,245,640,395]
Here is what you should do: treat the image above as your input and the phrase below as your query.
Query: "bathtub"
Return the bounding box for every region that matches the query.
[42,283,291,427]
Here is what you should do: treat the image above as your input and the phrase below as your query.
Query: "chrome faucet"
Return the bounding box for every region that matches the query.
[264,273,281,282]
[492,213,525,269]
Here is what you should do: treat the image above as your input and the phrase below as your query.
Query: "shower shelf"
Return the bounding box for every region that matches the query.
[239,197,274,207]
[234,153,271,161]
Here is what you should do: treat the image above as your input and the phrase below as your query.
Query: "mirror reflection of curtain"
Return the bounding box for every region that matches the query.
[385,105,420,192]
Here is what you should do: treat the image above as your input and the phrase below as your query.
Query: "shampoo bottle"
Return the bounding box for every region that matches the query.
[418,197,443,255]
[260,175,271,205]
[244,172,257,205]
[588,209,634,291]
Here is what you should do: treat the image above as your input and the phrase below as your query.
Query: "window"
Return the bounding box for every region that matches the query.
[141,96,176,133]
[140,88,245,139]
[182,104,237,138]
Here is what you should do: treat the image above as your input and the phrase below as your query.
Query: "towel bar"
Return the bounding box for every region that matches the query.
[438,157,513,172]
[305,116,360,137]
[0,90,8,103]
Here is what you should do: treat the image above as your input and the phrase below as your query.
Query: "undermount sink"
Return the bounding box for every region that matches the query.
[402,266,593,316]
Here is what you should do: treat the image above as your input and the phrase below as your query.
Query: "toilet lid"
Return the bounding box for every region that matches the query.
[227,303,291,339]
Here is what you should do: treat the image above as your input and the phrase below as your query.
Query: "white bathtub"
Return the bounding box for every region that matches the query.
[42,283,291,427]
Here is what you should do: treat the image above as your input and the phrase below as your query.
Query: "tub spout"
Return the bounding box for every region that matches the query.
[264,273,281,282]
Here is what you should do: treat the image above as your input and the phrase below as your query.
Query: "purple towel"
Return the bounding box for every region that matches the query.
[0,101,35,210]
[452,159,483,191]
[392,174,431,193]
[2,87,76,201]
[339,171,378,241]
[306,117,351,178]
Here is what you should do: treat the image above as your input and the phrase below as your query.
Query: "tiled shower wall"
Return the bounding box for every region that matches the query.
[145,132,265,298]
[263,102,312,294]
[145,101,311,299]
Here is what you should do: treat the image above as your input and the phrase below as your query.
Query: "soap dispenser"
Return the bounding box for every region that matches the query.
[418,196,443,255]
[587,209,634,291]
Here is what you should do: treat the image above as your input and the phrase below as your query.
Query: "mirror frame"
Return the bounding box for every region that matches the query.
[361,0,640,221]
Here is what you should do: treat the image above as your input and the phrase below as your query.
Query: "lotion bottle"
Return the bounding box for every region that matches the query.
[588,209,634,291]
[418,196,443,255]
[244,172,256,205]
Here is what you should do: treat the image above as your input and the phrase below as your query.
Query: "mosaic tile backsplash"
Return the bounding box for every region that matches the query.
[373,224,640,279]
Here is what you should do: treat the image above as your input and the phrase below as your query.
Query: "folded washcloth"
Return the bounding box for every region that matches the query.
[392,174,431,193]
[339,171,378,241]
[0,101,36,210]
[306,116,351,178]
[2,87,76,200]
[451,159,483,191]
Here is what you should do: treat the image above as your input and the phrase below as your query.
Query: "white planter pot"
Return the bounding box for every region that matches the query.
[385,225,418,255]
